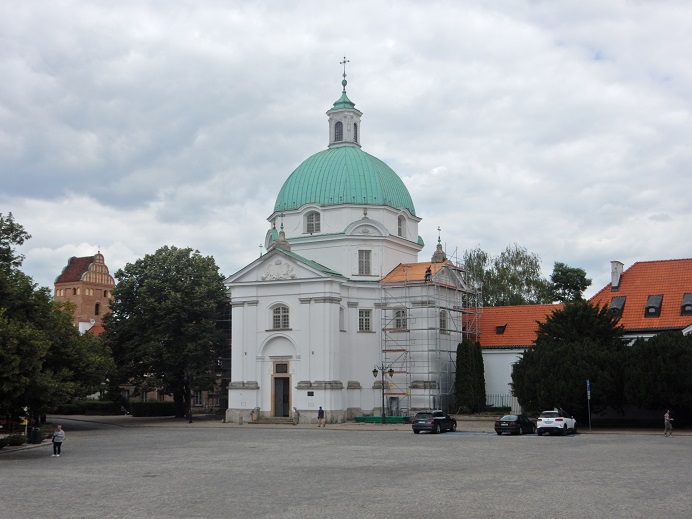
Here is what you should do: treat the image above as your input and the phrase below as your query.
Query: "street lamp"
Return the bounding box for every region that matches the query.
[373,365,395,424]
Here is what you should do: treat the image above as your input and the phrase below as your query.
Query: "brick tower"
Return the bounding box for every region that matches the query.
[54,252,115,334]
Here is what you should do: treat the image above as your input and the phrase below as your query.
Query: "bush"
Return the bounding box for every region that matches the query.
[129,401,177,417]
[5,434,27,446]
[0,437,8,449]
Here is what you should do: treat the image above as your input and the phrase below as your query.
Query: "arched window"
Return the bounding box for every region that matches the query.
[353,123,358,143]
[95,303,100,316]
[335,121,343,141]
[398,215,405,237]
[440,310,448,332]
[395,309,407,329]
[306,211,320,233]
[272,305,290,329]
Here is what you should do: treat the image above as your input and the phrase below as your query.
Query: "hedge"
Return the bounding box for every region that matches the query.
[129,402,177,417]
[53,400,123,415]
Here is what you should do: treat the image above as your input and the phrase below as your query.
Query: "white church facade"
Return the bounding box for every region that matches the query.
[225,73,481,424]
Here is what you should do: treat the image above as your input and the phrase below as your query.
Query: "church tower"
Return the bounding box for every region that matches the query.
[54,252,115,334]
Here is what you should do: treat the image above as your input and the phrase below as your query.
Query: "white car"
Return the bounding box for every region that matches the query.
[536,409,577,436]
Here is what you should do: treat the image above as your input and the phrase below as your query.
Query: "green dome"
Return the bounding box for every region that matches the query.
[274,146,416,215]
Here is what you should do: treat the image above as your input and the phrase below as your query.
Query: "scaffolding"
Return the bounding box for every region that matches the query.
[379,260,481,416]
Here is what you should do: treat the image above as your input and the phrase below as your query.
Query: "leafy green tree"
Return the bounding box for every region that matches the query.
[103,246,227,418]
[0,213,113,419]
[455,339,486,413]
[512,301,625,421]
[624,332,692,423]
[548,262,592,303]
[463,243,552,307]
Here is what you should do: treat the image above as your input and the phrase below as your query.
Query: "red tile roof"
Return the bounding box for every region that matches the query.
[381,261,453,284]
[86,323,105,336]
[479,304,563,348]
[589,259,692,332]
[55,256,95,283]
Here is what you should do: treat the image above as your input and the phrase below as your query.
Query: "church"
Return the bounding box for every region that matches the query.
[225,70,481,424]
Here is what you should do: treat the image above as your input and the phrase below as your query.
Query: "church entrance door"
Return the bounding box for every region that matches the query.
[273,377,290,417]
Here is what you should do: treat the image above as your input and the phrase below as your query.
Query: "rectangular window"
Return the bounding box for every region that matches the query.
[193,390,202,406]
[395,309,407,329]
[275,363,288,374]
[359,309,372,331]
[358,250,371,275]
[273,306,290,329]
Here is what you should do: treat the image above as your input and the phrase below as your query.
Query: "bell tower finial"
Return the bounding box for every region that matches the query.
[328,57,362,149]
[340,56,350,86]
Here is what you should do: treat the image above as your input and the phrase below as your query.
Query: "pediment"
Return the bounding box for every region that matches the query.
[226,250,341,285]
[344,218,387,237]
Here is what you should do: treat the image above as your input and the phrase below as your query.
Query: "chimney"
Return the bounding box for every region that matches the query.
[611,261,624,291]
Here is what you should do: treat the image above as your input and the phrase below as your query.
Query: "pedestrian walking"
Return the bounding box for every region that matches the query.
[52,425,65,456]
[317,406,325,427]
[664,410,673,437]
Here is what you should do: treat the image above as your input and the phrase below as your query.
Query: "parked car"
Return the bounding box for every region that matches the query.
[412,410,457,434]
[494,414,536,435]
[536,408,577,436]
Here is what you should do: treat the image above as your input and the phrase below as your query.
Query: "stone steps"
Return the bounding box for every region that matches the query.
[249,417,295,425]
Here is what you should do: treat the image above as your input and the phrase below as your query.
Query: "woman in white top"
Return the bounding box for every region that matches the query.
[52,425,65,456]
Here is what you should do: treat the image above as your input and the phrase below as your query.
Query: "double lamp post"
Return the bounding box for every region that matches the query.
[372,364,395,424]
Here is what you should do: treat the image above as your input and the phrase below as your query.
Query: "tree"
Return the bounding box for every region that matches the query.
[463,243,552,306]
[455,339,486,413]
[624,332,692,424]
[103,246,228,418]
[0,213,113,419]
[548,262,592,303]
[512,301,625,421]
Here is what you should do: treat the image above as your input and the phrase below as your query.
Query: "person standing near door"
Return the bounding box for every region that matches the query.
[317,406,326,427]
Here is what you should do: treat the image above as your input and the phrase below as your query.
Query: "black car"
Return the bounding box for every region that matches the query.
[494,414,535,435]
[412,410,457,434]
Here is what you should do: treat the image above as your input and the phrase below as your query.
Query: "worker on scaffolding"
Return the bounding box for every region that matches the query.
[424,266,432,283]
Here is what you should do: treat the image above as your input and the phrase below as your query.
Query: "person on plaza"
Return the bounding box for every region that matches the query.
[664,409,673,437]
[317,406,326,428]
[52,425,65,456]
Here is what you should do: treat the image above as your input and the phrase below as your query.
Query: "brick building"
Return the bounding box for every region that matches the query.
[54,252,115,335]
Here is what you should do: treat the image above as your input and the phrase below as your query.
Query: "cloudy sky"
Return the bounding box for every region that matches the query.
[2,0,691,298]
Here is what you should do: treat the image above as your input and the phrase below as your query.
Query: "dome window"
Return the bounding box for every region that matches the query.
[305,211,320,234]
[335,121,343,142]
[358,250,371,275]
[397,215,406,237]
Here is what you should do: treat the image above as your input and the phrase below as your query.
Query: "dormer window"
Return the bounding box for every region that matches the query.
[353,123,358,143]
[305,211,320,234]
[335,121,343,141]
[609,296,626,319]
[495,324,507,335]
[645,295,663,318]
[682,294,692,316]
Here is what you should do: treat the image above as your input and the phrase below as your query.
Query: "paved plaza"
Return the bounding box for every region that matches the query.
[1,416,690,518]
